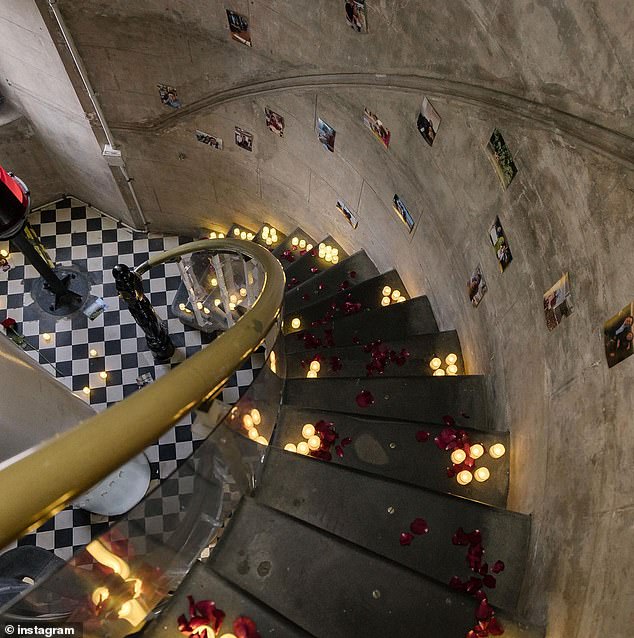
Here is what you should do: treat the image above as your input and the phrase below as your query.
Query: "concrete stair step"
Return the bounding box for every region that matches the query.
[209,497,477,638]
[284,295,439,353]
[272,227,317,270]
[257,447,529,611]
[284,375,492,431]
[284,250,379,315]
[145,559,312,638]
[285,330,464,379]
[282,235,348,286]
[272,406,510,507]
[284,270,408,333]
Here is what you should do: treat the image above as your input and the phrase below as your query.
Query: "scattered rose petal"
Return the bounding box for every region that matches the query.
[341,437,352,446]
[233,615,262,638]
[356,390,374,408]
[399,532,414,546]
[442,415,456,427]
[487,617,504,635]
[449,576,465,591]
[479,563,489,575]
[492,560,505,574]
[335,445,344,458]
[475,598,494,621]
[483,574,496,589]
[410,518,429,535]
[415,430,430,442]
[465,577,483,595]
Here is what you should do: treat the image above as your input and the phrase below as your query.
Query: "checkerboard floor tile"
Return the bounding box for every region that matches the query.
[0,198,263,561]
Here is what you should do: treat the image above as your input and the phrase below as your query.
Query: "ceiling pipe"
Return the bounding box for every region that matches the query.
[46,0,148,231]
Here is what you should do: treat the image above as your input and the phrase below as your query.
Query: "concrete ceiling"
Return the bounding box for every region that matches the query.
[2,1,634,635]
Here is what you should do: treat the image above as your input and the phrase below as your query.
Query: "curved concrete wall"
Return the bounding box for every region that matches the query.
[15,1,634,635]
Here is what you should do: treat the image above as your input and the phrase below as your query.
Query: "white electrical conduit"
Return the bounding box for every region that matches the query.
[47,0,148,231]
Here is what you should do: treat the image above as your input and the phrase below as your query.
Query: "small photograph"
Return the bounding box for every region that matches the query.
[336,200,359,229]
[363,108,391,148]
[543,273,573,331]
[488,216,512,271]
[265,107,285,137]
[392,194,415,233]
[604,302,634,368]
[195,129,223,150]
[226,9,252,47]
[467,266,488,307]
[416,97,441,147]
[157,84,181,109]
[345,0,368,32]
[234,126,253,152]
[317,118,336,152]
[485,128,518,189]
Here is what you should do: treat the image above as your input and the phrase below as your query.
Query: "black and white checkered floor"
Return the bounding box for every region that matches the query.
[0,198,263,561]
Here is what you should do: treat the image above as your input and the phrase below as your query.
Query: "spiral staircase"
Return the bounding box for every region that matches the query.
[0,224,543,638]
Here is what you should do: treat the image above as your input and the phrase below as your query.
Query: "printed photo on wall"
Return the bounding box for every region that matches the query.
[467,266,488,307]
[604,301,634,368]
[265,107,285,137]
[157,84,181,109]
[226,9,252,47]
[345,0,368,32]
[488,216,512,271]
[486,129,518,189]
[417,97,441,147]
[543,273,573,331]
[234,126,253,152]
[317,118,336,152]
[363,108,391,148]
[336,200,359,229]
[392,194,415,233]
[195,130,223,150]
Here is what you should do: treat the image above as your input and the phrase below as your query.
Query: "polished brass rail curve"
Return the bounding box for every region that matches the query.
[0,239,285,549]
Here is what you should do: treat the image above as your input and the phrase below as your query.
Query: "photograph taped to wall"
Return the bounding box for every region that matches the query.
[486,128,518,189]
[234,126,253,152]
[157,84,181,109]
[543,273,573,331]
[336,200,359,229]
[467,265,488,307]
[195,129,223,150]
[363,108,391,148]
[226,9,252,46]
[345,0,368,32]
[489,216,512,271]
[417,97,441,147]
[317,118,336,152]
[604,301,634,368]
[392,194,415,233]
[265,107,285,137]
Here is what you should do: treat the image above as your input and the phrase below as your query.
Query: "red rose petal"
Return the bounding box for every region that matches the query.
[492,560,505,573]
[410,518,429,535]
[415,430,430,442]
[233,615,262,638]
[475,599,494,621]
[356,390,375,408]
[442,415,456,427]
[449,576,465,591]
[399,532,414,546]
[487,617,504,635]
[483,574,497,589]
[335,445,344,458]
[341,437,352,447]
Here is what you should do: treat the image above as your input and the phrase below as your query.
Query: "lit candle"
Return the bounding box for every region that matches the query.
[489,443,506,459]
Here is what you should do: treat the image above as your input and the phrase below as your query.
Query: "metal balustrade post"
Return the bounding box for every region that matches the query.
[112,263,175,362]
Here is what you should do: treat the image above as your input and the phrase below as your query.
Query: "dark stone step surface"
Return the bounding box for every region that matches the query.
[272,227,317,271]
[272,406,510,507]
[146,559,312,637]
[284,270,407,332]
[285,331,464,379]
[209,497,476,638]
[284,250,378,315]
[284,375,492,430]
[282,235,348,286]
[257,447,529,611]
[285,295,439,353]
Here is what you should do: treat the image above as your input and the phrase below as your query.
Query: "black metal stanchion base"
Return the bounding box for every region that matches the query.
[31,266,91,317]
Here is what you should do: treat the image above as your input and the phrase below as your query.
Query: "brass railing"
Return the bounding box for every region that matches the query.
[0,239,285,549]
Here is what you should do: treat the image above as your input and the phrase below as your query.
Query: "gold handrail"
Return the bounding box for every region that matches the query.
[0,239,285,549]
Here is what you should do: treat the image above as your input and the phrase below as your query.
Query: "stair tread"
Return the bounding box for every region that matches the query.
[286,330,464,378]
[272,406,510,507]
[209,498,476,638]
[146,560,312,637]
[282,235,348,285]
[284,250,379,315]
[285,295,439,353]
[284,375,492,430]
[257,447,528,611]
